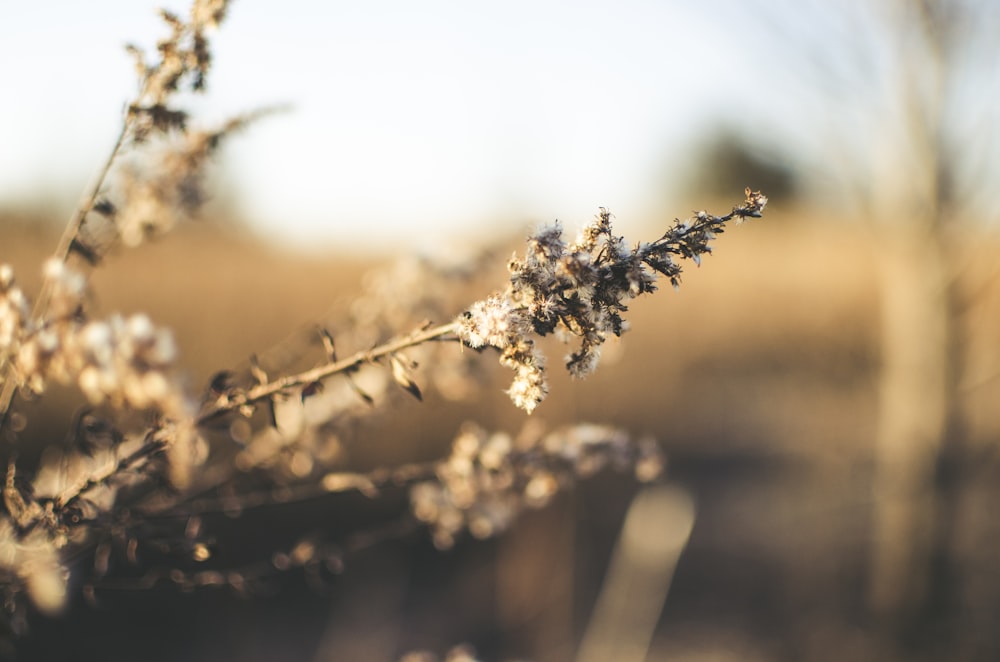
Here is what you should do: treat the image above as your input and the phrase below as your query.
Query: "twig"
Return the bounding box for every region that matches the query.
[150,461,438,519]
[0,121,134,432]
[196,321,461,424]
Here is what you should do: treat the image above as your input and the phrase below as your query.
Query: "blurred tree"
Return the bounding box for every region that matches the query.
[723,0,1000,643]
[678,126,801,205]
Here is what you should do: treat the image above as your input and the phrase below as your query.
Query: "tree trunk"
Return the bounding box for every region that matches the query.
[869,225,954,624]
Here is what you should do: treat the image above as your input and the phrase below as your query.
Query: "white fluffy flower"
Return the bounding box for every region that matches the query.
[458,295,520,349]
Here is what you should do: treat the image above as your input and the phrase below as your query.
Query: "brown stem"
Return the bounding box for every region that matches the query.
[0,118,134,432]
[56,431,167,515]
[151,461,438,518]
[196,321,460,425]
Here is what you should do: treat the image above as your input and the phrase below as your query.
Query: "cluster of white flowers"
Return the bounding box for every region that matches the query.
[110,118,257,248]
[190,0,229,31]
[457,294,523,349]
[3,260,201,495]
[456,294,548,413]
[11,262,182,415]
[456,191,768,412]
[0,265,31,358]
[75,314,179,409]
[409,423,662,550]
[112,172,183,248]
[127,0,231,113]
[497,337,548,414]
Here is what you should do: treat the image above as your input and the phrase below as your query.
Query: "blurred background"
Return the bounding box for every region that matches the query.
[4,0,1000,660]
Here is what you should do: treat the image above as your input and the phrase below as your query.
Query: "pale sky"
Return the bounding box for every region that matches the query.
[1,1,812,250]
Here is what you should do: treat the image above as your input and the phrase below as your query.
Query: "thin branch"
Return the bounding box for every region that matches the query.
[150,461,438,519]
[196,321,461,424]
[17,428,169,532]
[82,516,422,596]
[56,430,167,515]
[0,121,134,431]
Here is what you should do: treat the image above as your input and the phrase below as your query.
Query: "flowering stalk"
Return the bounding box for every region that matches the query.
[196,189,766,423]
[0,189,765,619]
[458,188,768,412]
[0,0,773,635]
[0,0,233,431]
[411,422,664,550]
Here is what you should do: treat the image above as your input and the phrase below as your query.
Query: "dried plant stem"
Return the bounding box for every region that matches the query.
[30,196,762,528]
[197,321,461,423]
[85,516,422,595]
[158,462,438,518]
[13,319,459,528]
[19,427,168,531]
[49,122,131,272]
[54,430,165,515]
[0,120,133,431]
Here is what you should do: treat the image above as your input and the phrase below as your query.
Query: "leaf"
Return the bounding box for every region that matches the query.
[300,380,324,402]
[207,370,235,397]
[348,376,375,406]
[69,238,101,266]
[265,396,277,428]
[91,199,116,217]
[318,327,337,361]
[389,354,422,401]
